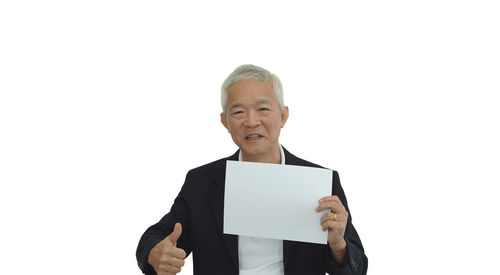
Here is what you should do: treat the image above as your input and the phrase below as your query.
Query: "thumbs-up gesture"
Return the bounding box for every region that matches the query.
[148,223,187,275]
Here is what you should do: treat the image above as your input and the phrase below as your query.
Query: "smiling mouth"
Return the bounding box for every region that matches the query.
[245,134,263,140]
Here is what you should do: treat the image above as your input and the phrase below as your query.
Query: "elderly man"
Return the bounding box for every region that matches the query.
[136,65,368,275]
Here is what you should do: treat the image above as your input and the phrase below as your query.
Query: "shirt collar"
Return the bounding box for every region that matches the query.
[238,144,286,165]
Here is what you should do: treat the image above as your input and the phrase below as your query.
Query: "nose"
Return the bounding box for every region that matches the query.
[244,110,260,127]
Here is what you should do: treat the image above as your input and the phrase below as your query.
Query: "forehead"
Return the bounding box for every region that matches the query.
[226,79,276,103]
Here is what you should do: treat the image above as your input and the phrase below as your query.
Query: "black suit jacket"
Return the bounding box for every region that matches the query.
[137,147,367,275]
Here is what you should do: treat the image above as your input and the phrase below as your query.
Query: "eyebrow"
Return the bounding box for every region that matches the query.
[256,99,272,105]
[229,103,243,111]
[229,99,273,111]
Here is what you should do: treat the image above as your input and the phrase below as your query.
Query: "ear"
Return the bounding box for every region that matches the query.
[220,112,230,131]
[280,106,289,128]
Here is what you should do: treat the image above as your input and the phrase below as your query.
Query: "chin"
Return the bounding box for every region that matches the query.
[242,144,269,156]
[241,147,261,156]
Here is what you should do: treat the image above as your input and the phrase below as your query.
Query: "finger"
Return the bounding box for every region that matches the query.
[319,195,341,203]
[168,247,187,259]
[316,201,346,213]
[157,258,183,273]
[321,220,335,231]
[318,197,346,212]
[167,223,183,246]
[159,262,182,274]
[320,212,344,224]
[166,263,182,273]
[320,196,344,208]
[164,255,185,268]
[157,262,179,274]
[320,220,345,231]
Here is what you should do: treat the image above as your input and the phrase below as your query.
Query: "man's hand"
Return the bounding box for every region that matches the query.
[148,223,187,275]
[316,196,348,266]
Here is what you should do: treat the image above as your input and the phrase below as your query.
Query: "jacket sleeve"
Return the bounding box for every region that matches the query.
[325,171,368,275]
[136,171,193,275]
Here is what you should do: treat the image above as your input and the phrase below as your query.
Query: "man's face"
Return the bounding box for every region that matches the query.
[221,79,289,161]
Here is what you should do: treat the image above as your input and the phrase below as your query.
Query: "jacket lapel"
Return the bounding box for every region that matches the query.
[283,147,299,269]
[283,240,296,270]
[208,151,239,269]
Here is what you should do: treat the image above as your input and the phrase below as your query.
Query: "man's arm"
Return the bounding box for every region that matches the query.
[136,173,193,275]
[325,219,368,275]
[136,216,190,274]
[321,171,368,275]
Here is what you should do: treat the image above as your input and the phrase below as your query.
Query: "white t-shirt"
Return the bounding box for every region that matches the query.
[237,145,285,275]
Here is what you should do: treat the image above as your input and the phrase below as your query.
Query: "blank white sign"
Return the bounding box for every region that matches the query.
[223,160,332,244]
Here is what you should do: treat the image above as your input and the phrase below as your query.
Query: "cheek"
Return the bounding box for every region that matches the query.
[265,120,282,135]
[228,122,243,138]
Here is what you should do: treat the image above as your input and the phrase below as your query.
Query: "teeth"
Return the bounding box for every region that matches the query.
[246,134,261,140]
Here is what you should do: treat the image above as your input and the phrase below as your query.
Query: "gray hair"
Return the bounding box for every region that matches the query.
[221,64,284,113]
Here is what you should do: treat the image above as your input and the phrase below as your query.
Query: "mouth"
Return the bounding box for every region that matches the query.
[245,134,263,140]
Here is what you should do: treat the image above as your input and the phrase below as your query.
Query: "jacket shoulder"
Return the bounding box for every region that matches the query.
[188,157,226,175]
[185,151,237,178]
[284,148,332,170]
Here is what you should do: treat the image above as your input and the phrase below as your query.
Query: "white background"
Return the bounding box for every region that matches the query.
[1,1,499,274]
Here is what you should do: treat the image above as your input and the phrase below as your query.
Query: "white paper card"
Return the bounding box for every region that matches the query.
[223,160,332,244]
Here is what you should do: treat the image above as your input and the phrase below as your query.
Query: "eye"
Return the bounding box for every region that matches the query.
[259,107,270,111]
[232,110,244,116]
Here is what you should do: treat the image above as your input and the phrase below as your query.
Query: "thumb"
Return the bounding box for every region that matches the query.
[167,223,182,246]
